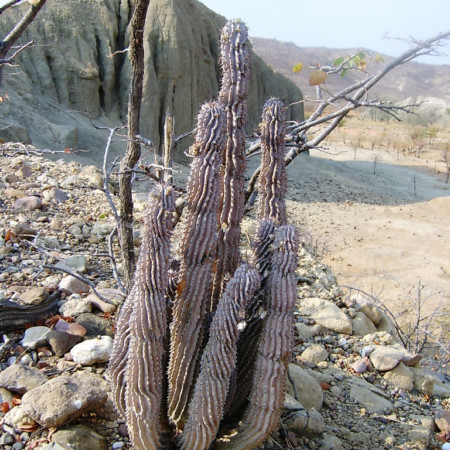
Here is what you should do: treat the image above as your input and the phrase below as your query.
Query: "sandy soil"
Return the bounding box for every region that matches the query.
[278,146,450,323]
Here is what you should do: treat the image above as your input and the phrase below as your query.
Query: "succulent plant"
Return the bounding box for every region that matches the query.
[109,21,299,450]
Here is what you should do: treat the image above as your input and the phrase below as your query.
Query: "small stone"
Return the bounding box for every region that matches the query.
[401,353,423,366]
[359,303,383,325]
[376,313,398,338]
[118,423,128,437]
[19,354,33,365]
[369,345,404,371]
[75,313,114,337]
[407,425,430,447]
[0,364,48,393]
[14,223,37,241]
[351,359,368,373]
[46,188,69,203]
[2,405,36,429]
[284,393,306,411]
[0,433,14,445]
[51,424,107,450]
[383,362,414,392]
[352,311,377,336]
[360,345,374,357]
[14,196,42,210]
[50,219,63,230]
[47,330,84,357]
[298,298,352,334]
[70,336,114,365]
[56,255,88,274]
[4,173,19,184]
[20,326,51,348]
[111,442,125,449]
[283,408,309,434]
[0,387,14,405]
[85,294,117,313]
[306,409,325,435]
[411,367,435,396]
[320,433,343,450]
[19,287,48,305]
[78,166,103,188]
[58,275,90,294]
[68,224,83,236]
[435,409,450,433]
[15,165,32,179]
[300,344,328,365]
[59,297,92,317]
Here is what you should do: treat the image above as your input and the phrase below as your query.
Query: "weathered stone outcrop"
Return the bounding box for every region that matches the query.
[0,0,303,161]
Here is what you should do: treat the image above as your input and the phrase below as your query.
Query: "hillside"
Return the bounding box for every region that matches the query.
[251,37,450,104]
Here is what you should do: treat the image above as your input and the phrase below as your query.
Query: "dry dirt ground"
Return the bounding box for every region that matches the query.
[278,141,450,328]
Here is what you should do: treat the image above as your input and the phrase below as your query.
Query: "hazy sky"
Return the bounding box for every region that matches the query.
[199,0,450,65]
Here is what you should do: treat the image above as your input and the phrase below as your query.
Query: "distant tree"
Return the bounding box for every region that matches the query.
[0,0,47,92]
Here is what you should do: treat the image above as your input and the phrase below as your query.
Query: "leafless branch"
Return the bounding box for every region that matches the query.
[20,239,117,305]
[244,30,450,204]
[0,40,33,65]
[0,0,25,16]
[0,0,47,89]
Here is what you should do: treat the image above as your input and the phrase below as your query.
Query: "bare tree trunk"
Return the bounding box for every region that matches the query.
[118,0,151,289]
[0,0,47,90]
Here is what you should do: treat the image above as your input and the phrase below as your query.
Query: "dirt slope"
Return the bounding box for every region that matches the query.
[279,147,450,323]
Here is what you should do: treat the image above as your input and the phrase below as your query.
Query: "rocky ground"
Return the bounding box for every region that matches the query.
[0,146,449,449]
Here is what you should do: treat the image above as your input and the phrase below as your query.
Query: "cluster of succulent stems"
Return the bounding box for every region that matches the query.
[109,20,299,450]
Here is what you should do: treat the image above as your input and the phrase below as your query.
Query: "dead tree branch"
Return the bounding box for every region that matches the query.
[244,30,450,203]
[0,0,47,89]
[118,0,151,290]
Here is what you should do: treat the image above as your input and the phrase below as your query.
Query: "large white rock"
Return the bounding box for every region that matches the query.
[298,298,352,334]
[70,336,113,365]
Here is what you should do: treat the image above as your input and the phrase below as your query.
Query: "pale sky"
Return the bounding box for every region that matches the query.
[199,0,450,65]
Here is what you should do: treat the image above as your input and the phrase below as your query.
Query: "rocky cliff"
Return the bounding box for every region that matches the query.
[0,0,303,163]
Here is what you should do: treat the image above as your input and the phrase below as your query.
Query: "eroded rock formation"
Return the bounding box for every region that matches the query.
[0,0,303,161]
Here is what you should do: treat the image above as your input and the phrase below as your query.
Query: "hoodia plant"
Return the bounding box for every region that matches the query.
[109,20,299,450]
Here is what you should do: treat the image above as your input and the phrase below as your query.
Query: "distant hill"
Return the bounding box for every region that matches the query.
[251,38,450,105]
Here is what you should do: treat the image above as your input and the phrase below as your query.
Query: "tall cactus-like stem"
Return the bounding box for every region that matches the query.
[181,265,260,450]
[109,183,174,449]
[218,225,299,450]
[168,102,226,429]
[227,98,289,417]
[258,98,288,225]
[211,20,251,309]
